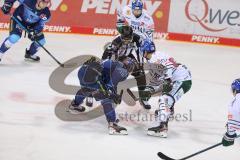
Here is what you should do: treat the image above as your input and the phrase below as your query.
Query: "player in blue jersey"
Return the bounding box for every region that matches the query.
[0,0,51,62]
[67,57,135,135]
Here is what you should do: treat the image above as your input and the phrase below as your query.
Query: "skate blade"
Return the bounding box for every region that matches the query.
[24,58,40,63]
[147,131,167,138]
[61,63,78,68]
[66,108,84,115]
[109,129,128,135]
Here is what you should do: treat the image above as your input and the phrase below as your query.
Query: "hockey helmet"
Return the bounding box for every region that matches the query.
[141,40,156,55]
[132,0,143,18]
[37,0,52,8]
[120,26,133,43]
[82,57,103,84]
[231,78,240,93]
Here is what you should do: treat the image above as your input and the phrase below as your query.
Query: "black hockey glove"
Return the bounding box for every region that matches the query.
[139,87,154,101]
[28,31,43,41]
[222,132,236,147]
[162,79,173,93]
[1,2,13,15]
[108,88,123,104]
[102,46,115,60]
[110,93,122,104]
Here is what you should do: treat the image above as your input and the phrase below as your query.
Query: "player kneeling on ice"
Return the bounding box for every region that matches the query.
[0,0,51,62]
[140,40,192,137]
[68,57,135,135]
[222,78,240,146]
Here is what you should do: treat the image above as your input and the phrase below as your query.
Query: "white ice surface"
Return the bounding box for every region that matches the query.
[0,31,240,160]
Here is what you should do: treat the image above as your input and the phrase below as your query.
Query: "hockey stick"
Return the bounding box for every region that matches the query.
[97,81,124,104]
[126,87,161,101]
[126,88,139,101]
[157,135,240,160]
[10,14,76,68]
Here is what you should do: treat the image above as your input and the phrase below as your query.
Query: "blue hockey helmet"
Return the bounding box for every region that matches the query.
[132,0,143,17]
[231,78,240,93]
[141,40,156,56]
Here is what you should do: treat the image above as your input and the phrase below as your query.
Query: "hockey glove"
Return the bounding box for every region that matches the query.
[110,93,122,104]
[222,132,236,147]
[108,87,123,104]
[28,31,43,41]
[162,79,173,93]
[139,88,152,101]
[102,47,115,60]
[1,2,13,15]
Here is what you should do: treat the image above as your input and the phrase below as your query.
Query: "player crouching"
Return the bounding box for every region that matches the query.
[140,40,192,137]
[67,57,135,135]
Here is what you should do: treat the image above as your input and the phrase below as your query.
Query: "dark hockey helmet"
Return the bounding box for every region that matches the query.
[120,26,133,43]
[231,78,240,93]
[82,58,103,84]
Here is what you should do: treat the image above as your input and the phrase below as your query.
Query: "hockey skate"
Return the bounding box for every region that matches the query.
[67,101,86,114]
[25,49,40,62]
[147,121,168,138]
[139,99,151,110]
[108,122,128,135]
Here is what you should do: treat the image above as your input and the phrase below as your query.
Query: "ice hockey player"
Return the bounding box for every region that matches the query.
[102,26,152,110]
[68,57,135,135]
[139,40,192,137]
[0,0,51,62]
[116,0,154,41]
[222,78,240,146]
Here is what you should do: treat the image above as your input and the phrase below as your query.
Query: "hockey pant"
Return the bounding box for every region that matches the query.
[156,80,192,123]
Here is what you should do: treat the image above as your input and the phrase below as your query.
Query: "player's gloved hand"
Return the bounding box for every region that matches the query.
[222,132,236,147]
[162,78,173,93]
[1,2,13,15]
[28,31,43,41]
[28,32,37,41]
[110,93,122,104]
[107,86,122,104]
[102,47,115,60]
[139,89,151,101]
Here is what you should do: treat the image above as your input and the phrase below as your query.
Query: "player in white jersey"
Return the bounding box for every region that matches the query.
[140,40,192,137]
[222,79,240,146]
[117,0,154,41]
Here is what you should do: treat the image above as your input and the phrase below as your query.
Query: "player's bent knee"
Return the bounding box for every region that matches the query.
[8,34,21,45]
[160,94,175,108]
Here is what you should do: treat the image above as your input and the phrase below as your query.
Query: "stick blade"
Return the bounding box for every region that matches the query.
[157,152,176,160]
[61,63,78,68]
